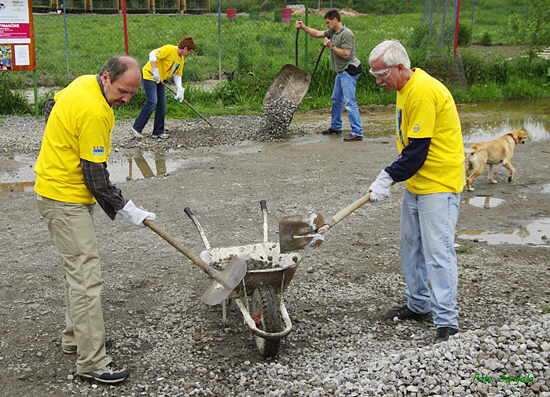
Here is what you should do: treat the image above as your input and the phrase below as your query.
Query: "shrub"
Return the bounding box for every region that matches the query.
[456,24,472,47]
[0,76,31,115]
[408,24,437,49]
[481,31,492,46]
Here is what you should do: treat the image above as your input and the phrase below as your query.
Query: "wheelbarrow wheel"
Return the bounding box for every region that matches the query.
[251,285,282,357]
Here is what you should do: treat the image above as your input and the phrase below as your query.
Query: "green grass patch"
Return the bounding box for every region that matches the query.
[456,246,475,254]
[2,8,549,118]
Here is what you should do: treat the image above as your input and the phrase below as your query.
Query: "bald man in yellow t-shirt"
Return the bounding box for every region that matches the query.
[34,56,155,384]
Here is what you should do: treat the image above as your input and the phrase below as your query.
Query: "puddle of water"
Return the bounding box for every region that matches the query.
[459,98,550,144]
[457,218,550,246]
[0,150,215,196]
[463,196,505,208]
[352,98,550,142]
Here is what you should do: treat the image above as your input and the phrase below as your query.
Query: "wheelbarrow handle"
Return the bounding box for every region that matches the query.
[260,200,268,243]
[184,207,211,250]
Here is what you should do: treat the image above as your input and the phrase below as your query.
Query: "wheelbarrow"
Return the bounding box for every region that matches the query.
[184,201,302,357]
[263,28,326,108]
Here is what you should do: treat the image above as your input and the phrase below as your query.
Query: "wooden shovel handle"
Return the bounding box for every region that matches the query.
[144,219,211,273]
[318,192,371,233]
[318,181,396,232]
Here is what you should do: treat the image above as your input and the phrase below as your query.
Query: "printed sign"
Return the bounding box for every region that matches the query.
[0,0,35,70]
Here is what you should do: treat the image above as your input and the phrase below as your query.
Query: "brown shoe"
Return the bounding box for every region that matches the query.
[322,128,343,135]
[343,134,363,141]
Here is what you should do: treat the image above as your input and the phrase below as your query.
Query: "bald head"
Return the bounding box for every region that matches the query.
[99,56,142,108]
[99,55,143,83]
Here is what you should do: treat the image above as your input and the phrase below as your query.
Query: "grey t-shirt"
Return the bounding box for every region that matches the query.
[324,26,361,72]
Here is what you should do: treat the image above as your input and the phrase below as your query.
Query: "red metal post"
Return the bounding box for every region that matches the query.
[454,0,461,52]
[122,0,129,55]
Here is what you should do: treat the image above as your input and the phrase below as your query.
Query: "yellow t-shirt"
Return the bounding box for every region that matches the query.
[396,68,465,194]
[143,44,184,82]
[34,75,113,204]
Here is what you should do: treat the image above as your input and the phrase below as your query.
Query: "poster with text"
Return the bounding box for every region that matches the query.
[0,0,35,71]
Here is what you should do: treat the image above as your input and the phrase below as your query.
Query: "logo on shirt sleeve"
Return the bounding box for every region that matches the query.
[413,124,420,133]
[93,146,105,156]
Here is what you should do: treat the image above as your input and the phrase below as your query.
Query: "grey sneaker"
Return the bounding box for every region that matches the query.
[132,128,143,139]
[62,338,114,354]
[434,327,458,344]
[152,133,169,139]
[77,361,129,384]
[384,305,432,322]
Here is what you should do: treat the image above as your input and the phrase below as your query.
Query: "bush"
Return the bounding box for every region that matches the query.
[0,76,31,115]
[456,24,471,47]
[481,31,492,46]
[408,24,437,49]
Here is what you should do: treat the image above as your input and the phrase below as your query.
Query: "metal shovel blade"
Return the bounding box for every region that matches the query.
[279,212,325,253]
[201,256,248,305]
[144,219,247,306]
[263,64,311,107]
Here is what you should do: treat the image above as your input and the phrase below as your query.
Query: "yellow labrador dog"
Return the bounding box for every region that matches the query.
[465,129,528,191]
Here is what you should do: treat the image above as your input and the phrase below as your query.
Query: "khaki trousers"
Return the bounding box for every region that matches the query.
[36,194,111,373]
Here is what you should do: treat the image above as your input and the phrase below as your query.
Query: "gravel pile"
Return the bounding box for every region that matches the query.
[0,105,315,155]
[258,97,300,140]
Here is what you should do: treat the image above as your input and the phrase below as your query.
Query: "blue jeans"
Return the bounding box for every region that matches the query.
[330,71,363,136]
[400,189,461,328]
[133,79,166,136]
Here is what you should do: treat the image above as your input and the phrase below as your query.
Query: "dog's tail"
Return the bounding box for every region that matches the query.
[464,147,476,155]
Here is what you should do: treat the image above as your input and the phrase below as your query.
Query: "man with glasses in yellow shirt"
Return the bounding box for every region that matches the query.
[367,40,465,344]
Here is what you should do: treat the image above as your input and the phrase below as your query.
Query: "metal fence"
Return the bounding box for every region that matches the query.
[3,0,544,90]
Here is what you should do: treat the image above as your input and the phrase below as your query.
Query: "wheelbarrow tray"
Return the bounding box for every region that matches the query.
[199,242,302,299]
[263,64,311,108]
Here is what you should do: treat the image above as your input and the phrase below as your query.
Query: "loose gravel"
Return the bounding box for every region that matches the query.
[1,110,549,397]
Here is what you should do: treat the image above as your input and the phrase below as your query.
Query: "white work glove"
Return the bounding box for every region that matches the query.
[175,86,185,102]
[369,169,394,202]
[116,200,156,228]
[151,68,161,84]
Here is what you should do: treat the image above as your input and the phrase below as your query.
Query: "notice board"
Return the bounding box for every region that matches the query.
[0,0,36,71]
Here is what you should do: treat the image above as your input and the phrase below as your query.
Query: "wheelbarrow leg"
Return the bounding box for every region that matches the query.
[222,298,228,327]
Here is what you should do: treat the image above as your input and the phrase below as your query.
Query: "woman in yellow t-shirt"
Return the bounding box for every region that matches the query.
[132,36,196,139]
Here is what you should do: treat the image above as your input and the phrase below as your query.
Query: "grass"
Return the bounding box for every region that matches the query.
[2,2,550,118]
[456,246,475,254]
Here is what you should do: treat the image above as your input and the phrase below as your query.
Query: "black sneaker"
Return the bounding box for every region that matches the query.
[383,305,432,322]
[434,327,458,344]
[77,361,129,384]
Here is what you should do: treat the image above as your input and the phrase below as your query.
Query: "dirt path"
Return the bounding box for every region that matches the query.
[0,116,549,396]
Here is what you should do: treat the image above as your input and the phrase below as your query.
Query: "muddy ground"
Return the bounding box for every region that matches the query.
[0,109,549,396]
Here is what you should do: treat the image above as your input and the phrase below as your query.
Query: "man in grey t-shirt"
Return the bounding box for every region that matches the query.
[296,9,363,141]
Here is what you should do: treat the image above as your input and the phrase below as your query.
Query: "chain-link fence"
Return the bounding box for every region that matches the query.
[2,0,547,91]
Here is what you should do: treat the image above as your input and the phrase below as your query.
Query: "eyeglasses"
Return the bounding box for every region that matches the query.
[369,65,395,80]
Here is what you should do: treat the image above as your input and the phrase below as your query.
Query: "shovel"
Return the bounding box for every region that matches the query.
[262,29,325,108]
[279,192,372,253]
[148,71,214,127]
[144,219,247,305]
